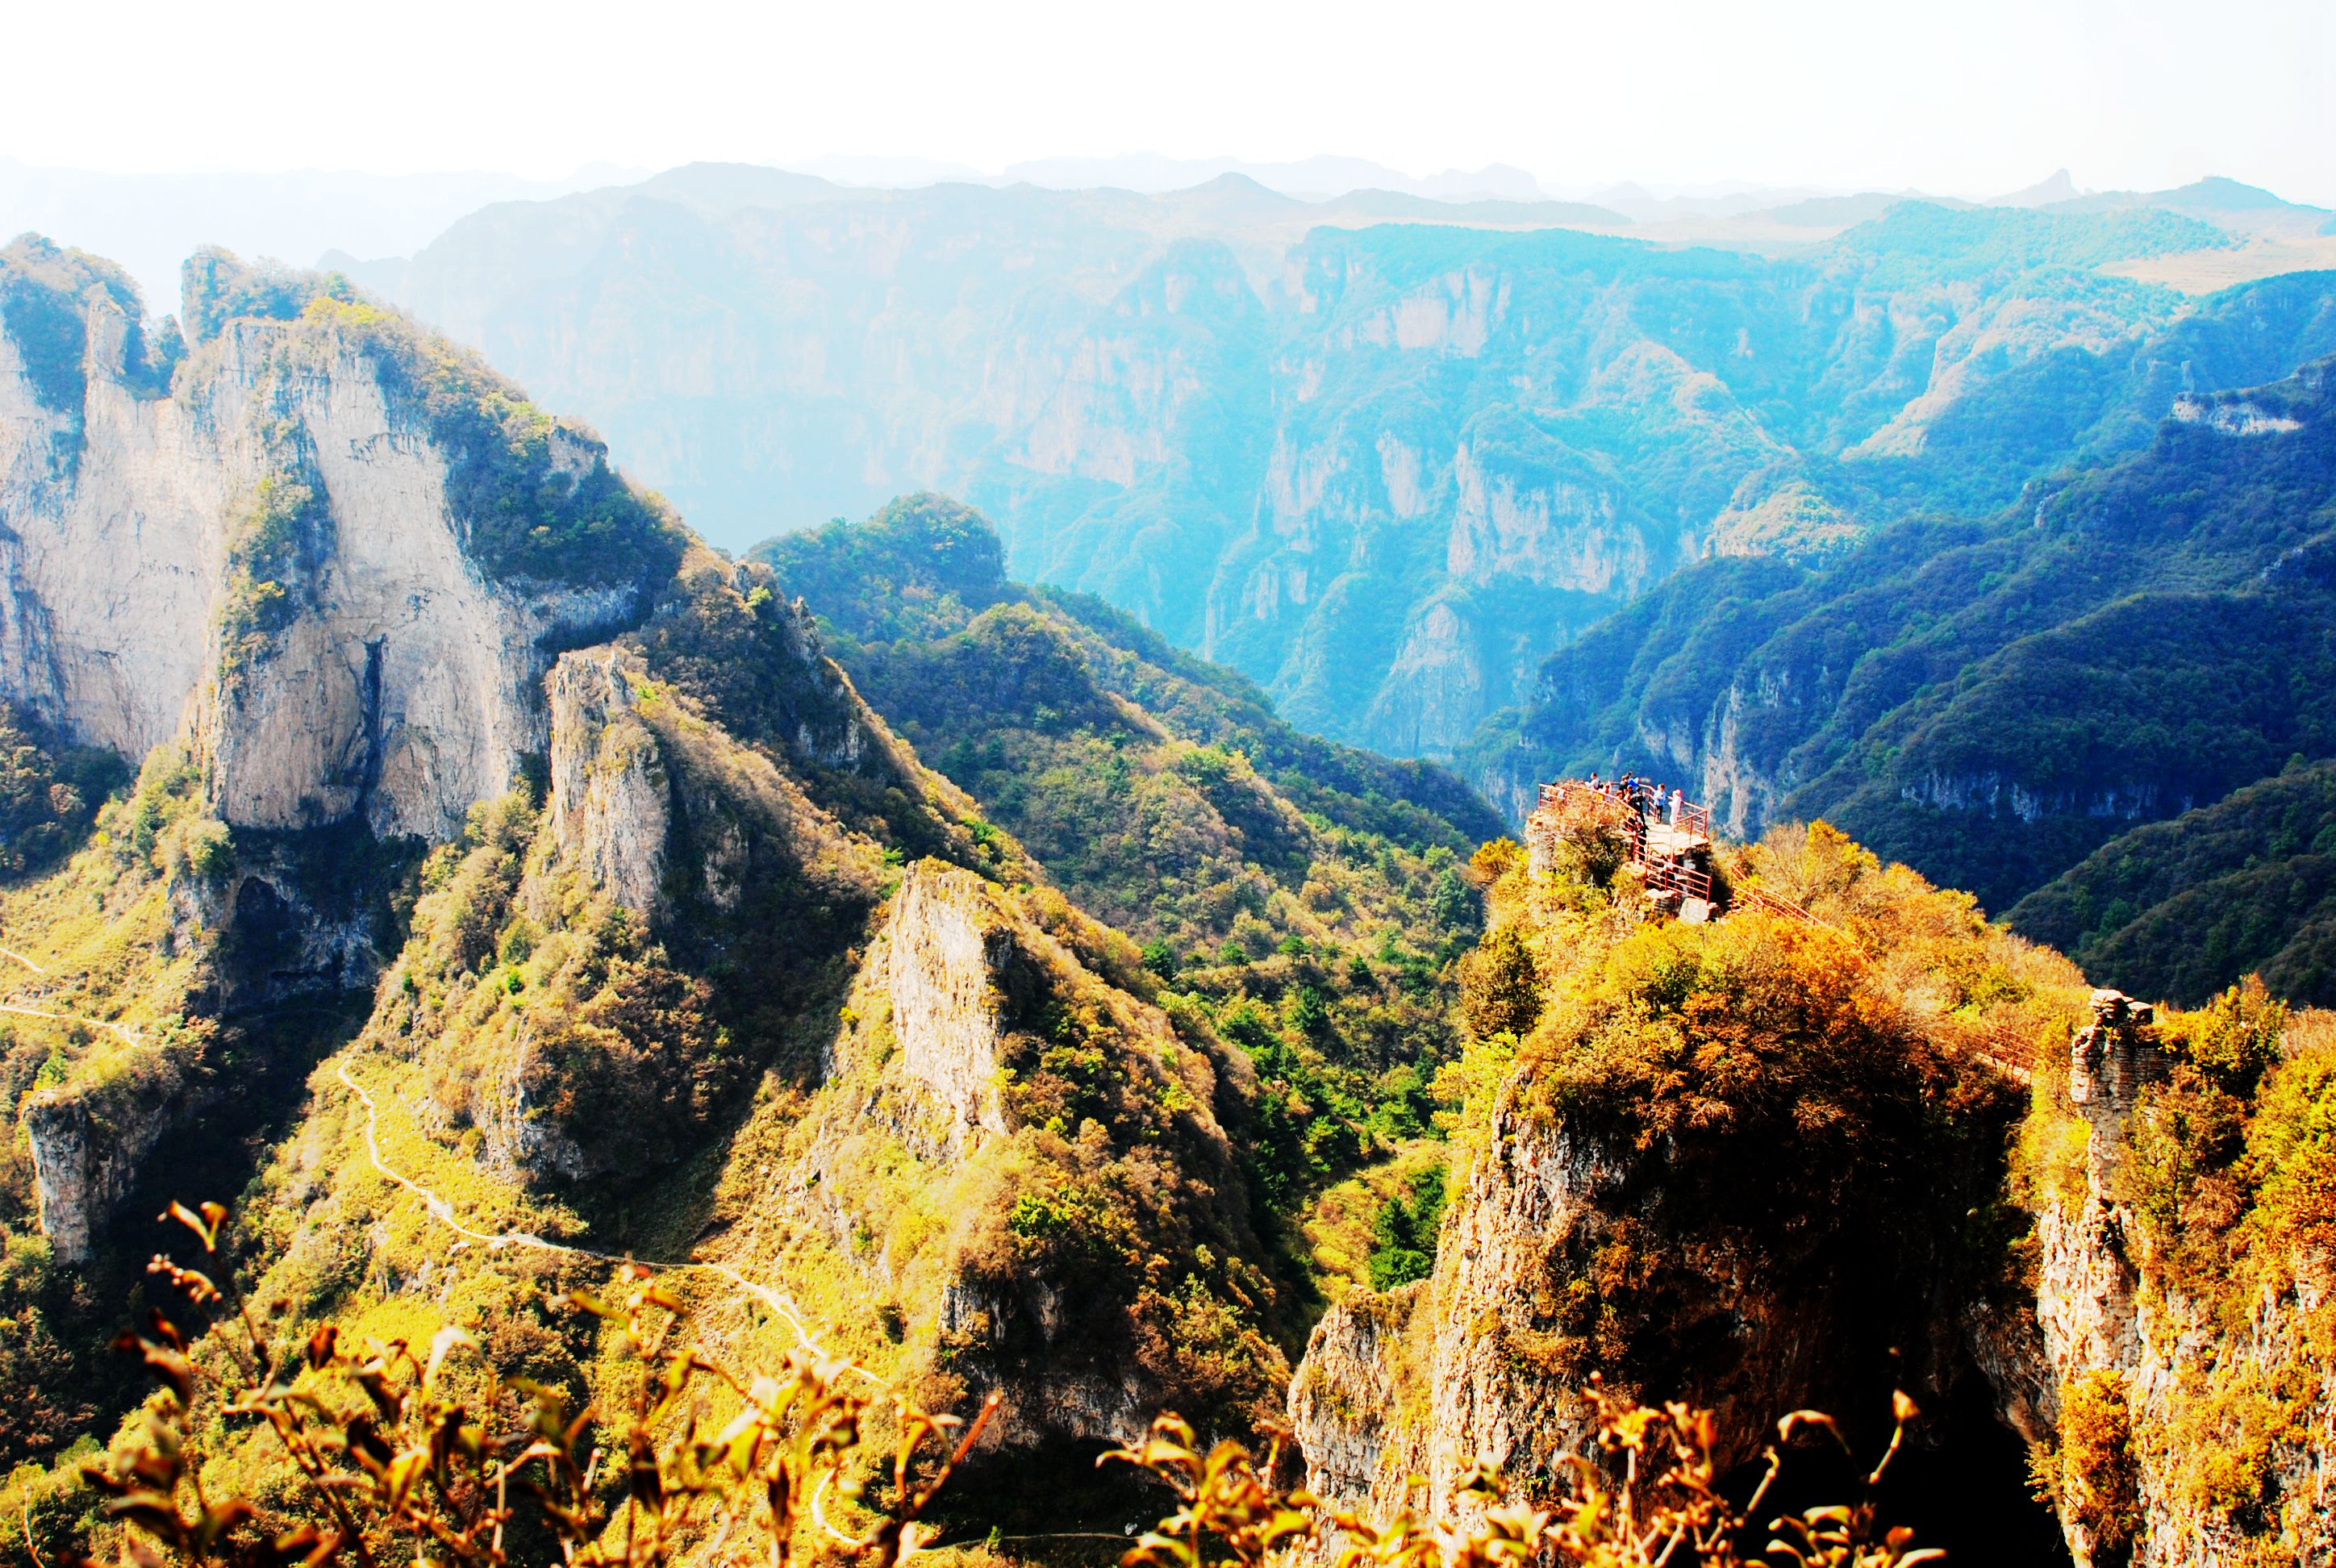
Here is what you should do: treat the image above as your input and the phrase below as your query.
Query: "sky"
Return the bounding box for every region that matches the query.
[5,0,2334,206]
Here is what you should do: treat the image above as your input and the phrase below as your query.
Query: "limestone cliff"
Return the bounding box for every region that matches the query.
[319,564,1288,1447]
[884,861,1011,1145]
[1291,1095,1840,1516]
[23,1083,171,1266]
[2004,990,2336,1565]
[1288,1284,1423,1502]
[0,237,674,842]
[1291,833,2336,1563]
[20,1022,204,1265]
[1291,824,2073,1537]
[752,853,1287,1448]
[1483,349,2336,932]
[542,647,669,915]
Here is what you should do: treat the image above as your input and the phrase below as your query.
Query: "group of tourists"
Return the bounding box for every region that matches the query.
[1582,771,1692,829]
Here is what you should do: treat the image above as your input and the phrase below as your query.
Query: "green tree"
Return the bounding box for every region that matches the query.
[1460,924,1545,1040]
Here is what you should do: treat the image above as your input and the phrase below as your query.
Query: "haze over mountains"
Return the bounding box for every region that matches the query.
[8,117,2336,1562]
[10,153,2334,920]
[275,164,2326,764]
[15,152,2334,322]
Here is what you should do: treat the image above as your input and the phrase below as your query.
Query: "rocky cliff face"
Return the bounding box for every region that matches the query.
[1289,832,2079,1547]
[740,845,1288,1449]
[1288,1285,1420,1501]
[885,861,1011,1147]
[0,236,679,1266]
[20,1028,200,1265]
[542,647,669,915]
[23,1091,165,1266]
[1290,1100,1818,1516]
[2003,992,2336,1566]
[1289,892,2332,1568]
[0,238,656,842]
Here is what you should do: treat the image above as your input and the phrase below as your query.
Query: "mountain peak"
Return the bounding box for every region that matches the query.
[1990,168,2080,206]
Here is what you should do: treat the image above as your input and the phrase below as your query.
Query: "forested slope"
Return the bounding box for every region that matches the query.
[759,496,1505,1298]
[1480,350,2336,920]
[2009,758,2336,1003]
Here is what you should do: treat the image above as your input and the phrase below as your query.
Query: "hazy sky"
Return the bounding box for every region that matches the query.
[9,0,2333,204]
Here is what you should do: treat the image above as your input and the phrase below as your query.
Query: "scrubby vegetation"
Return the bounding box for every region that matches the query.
[27,1197,1949,1567]
[181,248,358,344]
[0,704,125,877]
[0,522,1309,1555]
[178,252,690,597]
[795,859,1291,1441]
[378,786,743,1183]
[294,292,690,593]
[2081,979,2336,1540]
[0,744,242,1470]
[2038,1369,2138,1556]
[757,498,1497,1296]
[1298,1142,1449,1302]
[758,496,1502,867]
[217,473,332,683]
[1412,817,2090,1472]
[2011,757,2336,1005]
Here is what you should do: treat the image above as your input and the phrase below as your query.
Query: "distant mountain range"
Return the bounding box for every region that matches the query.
[11,152,2331,313]
[273,162,2330,769]
[0,157,651,311]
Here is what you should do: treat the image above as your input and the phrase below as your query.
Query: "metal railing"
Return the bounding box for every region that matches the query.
[1643,856,1712,902]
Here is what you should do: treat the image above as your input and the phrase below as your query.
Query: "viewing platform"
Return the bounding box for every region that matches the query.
[1527,777,1718,923]
[1524,775,2040,1083]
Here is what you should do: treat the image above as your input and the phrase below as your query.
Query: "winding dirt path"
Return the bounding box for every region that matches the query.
[0,943,145,1041]
[0,940,850,1369]
[0,1001,144,1041]
[333,1059,862,1374]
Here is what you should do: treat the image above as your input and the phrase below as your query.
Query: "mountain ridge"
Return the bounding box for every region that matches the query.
[328,173,2336,763]
[1472,340,2336,944]
[6,222,2336,1567]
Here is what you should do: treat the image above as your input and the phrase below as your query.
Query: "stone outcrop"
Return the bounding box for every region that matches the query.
[0,239,644,841]
[21,1043,194,1264]
[2005,990,2336,1566]
[23,1095,148,1266]
[1289,1284,1422,1502]
[735,847,1287,1452]
[885,860,1012,1146]
[543,648,669,914]
[1291,1109,1655,1516]
[2067,988,2167,1122]
[1289,953,2037,1528]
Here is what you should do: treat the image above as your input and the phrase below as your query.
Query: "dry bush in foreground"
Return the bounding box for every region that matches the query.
[1105,1382,1941,1568]
[63,1203,1940,1568]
